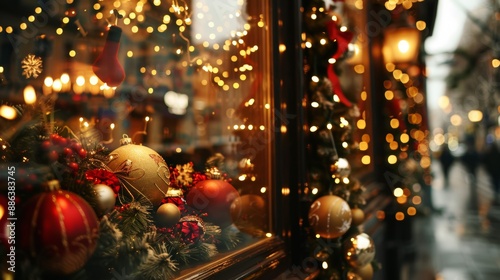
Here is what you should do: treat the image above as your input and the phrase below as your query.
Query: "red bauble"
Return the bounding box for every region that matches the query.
[186,179,239,228]
[19,189,99,276]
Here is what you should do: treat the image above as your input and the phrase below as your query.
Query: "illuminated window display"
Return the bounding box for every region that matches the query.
[0,1,275,278]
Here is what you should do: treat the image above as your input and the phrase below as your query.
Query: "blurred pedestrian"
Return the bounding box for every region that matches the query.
[461,140,480,184]
[482,140,500,204]
[460,139,480,210]
[438,143,454,188]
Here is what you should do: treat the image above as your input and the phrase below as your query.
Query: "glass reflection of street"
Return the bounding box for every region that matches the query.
[403,160,500,280]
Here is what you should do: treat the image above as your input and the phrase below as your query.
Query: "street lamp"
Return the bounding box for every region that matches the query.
[382,26,420,65]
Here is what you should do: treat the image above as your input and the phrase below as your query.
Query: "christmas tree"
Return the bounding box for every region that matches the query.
[299,1,378,279]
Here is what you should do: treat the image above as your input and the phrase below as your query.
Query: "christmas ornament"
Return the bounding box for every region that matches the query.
[93,184,117,216]
[350,207,365,226]
[343,233,375,268]
[230,194,266,234]
[42,134,88,174]
[106,135,170,209]
[330,157,351,177]
[162,188,186,212]
[308,195,352,239]
[177,215,205,243]
[19,181,99,276]
[186,168,239,228]
[155,202,181,227]
[352,263,374,280]
[92,25,125,87]
[21,53,43,79]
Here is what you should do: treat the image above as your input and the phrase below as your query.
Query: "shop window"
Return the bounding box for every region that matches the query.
[0,1,279,279]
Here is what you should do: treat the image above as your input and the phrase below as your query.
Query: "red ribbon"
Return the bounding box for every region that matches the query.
[326,20,354,107]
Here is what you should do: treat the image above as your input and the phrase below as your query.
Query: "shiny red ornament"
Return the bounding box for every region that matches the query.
[19,189,99,276]
[186,179,239,228]
[92,26,125,87]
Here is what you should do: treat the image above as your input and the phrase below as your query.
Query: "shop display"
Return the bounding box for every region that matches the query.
[2,116,247,278]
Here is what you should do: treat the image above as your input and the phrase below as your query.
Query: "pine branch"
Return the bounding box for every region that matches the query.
[109,201,154,237]
[89,216,123,266]
[114,234,150,275]
[215,225,243,251]
[132,243,179,280]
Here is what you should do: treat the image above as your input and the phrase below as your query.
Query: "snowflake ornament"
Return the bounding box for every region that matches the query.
[176,163,194,187]
[21,54,43,79]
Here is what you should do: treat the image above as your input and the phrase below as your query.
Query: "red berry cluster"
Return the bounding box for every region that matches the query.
[42,134,88,173]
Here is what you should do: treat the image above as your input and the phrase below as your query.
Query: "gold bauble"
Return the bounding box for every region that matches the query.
[308,195,352,239]
[352,263,374,280]
[230,194,266,235]
[106,138,170,209]
[330,158,351,178]
[343,233,376,268]
[351,207,365,226]
[93,184,117,215]
[156,203,181,227]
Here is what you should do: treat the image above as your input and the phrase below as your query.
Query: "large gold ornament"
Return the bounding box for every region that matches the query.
[343,233,376,268]
[106,136,170,209]
[308,195,352,239]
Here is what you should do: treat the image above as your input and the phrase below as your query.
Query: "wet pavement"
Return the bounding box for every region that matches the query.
[402,161,500,280]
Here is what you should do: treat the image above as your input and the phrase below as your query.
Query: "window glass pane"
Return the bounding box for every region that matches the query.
[0,0,272,278]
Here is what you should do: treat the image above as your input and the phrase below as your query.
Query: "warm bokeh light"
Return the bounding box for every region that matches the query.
[388,155,397,164]
[450,114,462,126]
[407,207,417,216]
[468,110,483,122]
[393,187,403,197]
[361,155,371,165]
[23,85,37,104]
[0,105,17,120]
[395,212,405,221]
[438,95,450,109]
[492,59,500,68]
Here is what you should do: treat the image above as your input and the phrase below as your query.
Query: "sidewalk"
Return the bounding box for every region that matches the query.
[402,161,500,280]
